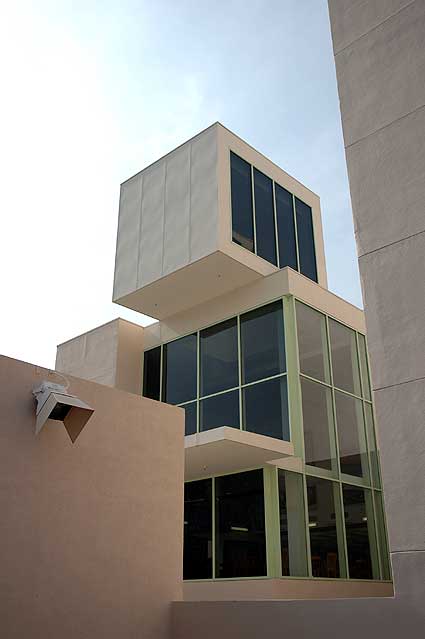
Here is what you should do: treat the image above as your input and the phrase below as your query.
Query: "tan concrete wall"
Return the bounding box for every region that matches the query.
[0,355,184,639]
[56,318,144,395]
[143,267,365,351]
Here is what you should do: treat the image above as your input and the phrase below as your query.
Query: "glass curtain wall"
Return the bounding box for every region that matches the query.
[230,151,318,283]
[143,299,290,441]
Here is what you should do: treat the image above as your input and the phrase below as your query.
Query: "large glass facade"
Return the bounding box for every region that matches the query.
[230,152,318,283]
[143,299,289,440]
[144,297,390,583]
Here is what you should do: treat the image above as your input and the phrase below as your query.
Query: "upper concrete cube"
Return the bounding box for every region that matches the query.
[113,123,327,319]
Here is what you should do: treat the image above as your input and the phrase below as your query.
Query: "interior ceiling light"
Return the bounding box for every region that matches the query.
[33,381,94,443]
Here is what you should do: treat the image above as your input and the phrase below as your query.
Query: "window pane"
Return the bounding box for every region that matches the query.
[301,377,335,472]
[335,391,368,479]
[275,183,297,270]
[306,476,341,578]
[329,319,361,396]
[374,491,391,580]
[182,402,197,436]
[295,197,317,282]
[342,485,375,579]
[244,377,289,441]
[279,470,308,576]
[358,334,372,400]
[184,479,212,579]
[143,347,161,400]
[200,390,239,431]
[364,403,380,487]
[296,302,330,383]
[231,152,254,252]
[253,168,277,265]
[240,300,285,384]
[163,334,197,405]
[200,318,238,396]
[215,470,266,578]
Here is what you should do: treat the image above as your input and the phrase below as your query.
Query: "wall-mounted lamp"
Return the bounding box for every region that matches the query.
[33,381,94,443]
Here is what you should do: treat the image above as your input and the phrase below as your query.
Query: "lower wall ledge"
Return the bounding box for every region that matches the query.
[182,578,394,601]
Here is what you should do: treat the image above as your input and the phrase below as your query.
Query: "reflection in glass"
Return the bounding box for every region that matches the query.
[184,479,212,579]
[240,300,285,384]
[374,491,391,580]
[244,377,290,441]
[301,377,335,471]
[200,318,238,396]
[200,390,239,431]
[329,319,361,396]
[231,152,254,252]
[335,391,368,478]
[342,485,375,579]
[215,470,266,578]
[182,402,197,436]
[306,476,341,578]
[358,334,372,400]
[143,347,161,400]
[278,470,308,576]
[295,197,317,282]
[163,333,197,405]
[275,183,297,270]
[253,168,277,265]
[364,403,380,487]
[296,302,330,383]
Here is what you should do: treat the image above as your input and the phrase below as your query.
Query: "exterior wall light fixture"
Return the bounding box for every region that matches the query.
[33,381,94,443]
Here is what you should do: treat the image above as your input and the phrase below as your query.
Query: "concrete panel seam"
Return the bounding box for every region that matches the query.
[345,102,425,151]
[374,374,425,393]
[135,174,144,289]
[160,161,168,277]
[358,229,425,260]
[333,0,417,56]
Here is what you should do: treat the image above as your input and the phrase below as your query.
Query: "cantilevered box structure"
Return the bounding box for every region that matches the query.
[57,123,392,601]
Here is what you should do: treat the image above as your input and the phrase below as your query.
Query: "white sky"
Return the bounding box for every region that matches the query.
[0,0,362,370]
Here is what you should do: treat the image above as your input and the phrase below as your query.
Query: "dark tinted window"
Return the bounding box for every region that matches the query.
[342,485,374,579]
[329,319,361,396]
[301,377,335,471]
[253,168,277,265]
[335,391,368,478]
[295,197,317,282]
[215,470,266,578]
[296,302,330,383]
[240,300,285,384]
[306,476,340,578]
[184,479,212,579]
[244,377,289,441]
[143,347,161,400]
[200,390,239,431]
[163,334,197,405]
[275,184,297,270]
[278,470,308,576]
[231,152,254,252]
[183,402,197,436]
[200,318,238,396]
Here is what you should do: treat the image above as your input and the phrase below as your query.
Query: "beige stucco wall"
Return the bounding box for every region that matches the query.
[0,355,184,639]
[56,318,144,395]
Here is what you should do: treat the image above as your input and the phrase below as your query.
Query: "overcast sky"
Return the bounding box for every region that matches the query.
[0,0,361,369]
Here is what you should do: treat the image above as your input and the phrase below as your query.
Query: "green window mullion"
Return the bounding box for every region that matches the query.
[292,193,300,272]
[283,296,304,457]
[335,481,349,579]
[326,314,341,478]
[212,477,216,579]
[237,314,243,431]
[272,181,280,269]
[263,466,281,578]
[365,488,381,580]
[159,344,164,402]
[196,331,200,433]
[302,474,313,577]
[251,165,257,254]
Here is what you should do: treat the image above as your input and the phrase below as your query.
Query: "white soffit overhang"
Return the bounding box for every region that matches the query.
[185,427,295,481]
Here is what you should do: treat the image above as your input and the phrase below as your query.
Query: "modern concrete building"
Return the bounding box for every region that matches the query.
[2,83,424,633]
[56,123,392,603]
